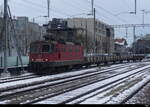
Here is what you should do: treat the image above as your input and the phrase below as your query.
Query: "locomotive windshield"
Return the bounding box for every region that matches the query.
[42,44,54,53]
[42,45,50,52]
[30,44,40,53]
[30,42,55,53]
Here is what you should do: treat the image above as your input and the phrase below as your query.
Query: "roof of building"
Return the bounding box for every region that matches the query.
[140,34,150,40]
[47,28,84,32]
[67,17,113,28]
[115,38,127,46]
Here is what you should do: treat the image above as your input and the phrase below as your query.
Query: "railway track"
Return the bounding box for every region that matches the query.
[0,61,133,84]
[35,64,150,104]
[0,62,138,92]
[36,65,150,104]
[0,60,144,85]
[0,73,41,84]
[0,62,149,104]
[67,69,150,104]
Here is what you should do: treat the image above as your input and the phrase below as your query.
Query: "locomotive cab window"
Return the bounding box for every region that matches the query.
[42,45,50,53]
[51,44,55,52]
[30,44,39,53]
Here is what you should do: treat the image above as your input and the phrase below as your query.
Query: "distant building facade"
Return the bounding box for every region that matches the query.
[46,18,115,54]
[0,16,46,56]
[132,34,150,54]
[13,17,46,55]
[66,18,115,54]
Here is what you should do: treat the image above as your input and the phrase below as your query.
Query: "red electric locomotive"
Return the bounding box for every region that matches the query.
[29,40,85,73]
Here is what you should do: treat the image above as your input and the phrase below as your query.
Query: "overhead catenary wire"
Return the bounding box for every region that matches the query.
[112,2,149,38]
[8,0,73,18]
[86,0,128,23]
[96,10,118,24]
[20,0,125,23]
[7,1,150,40]
[9,0,47,15]
[61,0,88,12]
[8,0,134,25]
[79,0,126,24]
[120,0,142,23]
[9,0,72,23]
[121,0,133,11]
[95,4,128,23]
[21,0,72,17]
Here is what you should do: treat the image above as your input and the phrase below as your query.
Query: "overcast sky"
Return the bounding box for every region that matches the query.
[1,0,150,46]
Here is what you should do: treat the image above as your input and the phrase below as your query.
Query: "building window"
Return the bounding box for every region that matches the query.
[98,22,101,27]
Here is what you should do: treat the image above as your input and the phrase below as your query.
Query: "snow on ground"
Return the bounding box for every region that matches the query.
[0,70,31,79]
[0,62,136,90]
[0,67,102,90]
[0,62,149,104]
[106,74,150,104]
[80,70,150,104]
[126,81,150,104]
[0,72,34,80]
[0,100,10,104]
[35,65,150,104]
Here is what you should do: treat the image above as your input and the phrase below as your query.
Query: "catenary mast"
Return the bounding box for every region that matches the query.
[3,0,8,72]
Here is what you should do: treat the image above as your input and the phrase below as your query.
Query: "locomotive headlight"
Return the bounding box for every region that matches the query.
[44,59,48,62]
[45,59,48,61]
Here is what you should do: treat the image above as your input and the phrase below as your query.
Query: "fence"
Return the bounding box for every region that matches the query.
[0,56,29,68]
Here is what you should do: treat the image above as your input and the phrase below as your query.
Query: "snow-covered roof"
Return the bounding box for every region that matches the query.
[115,38,127,46]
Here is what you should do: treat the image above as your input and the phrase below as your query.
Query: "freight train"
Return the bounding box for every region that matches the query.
[28,19,144,74]
[28,40,144,74]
